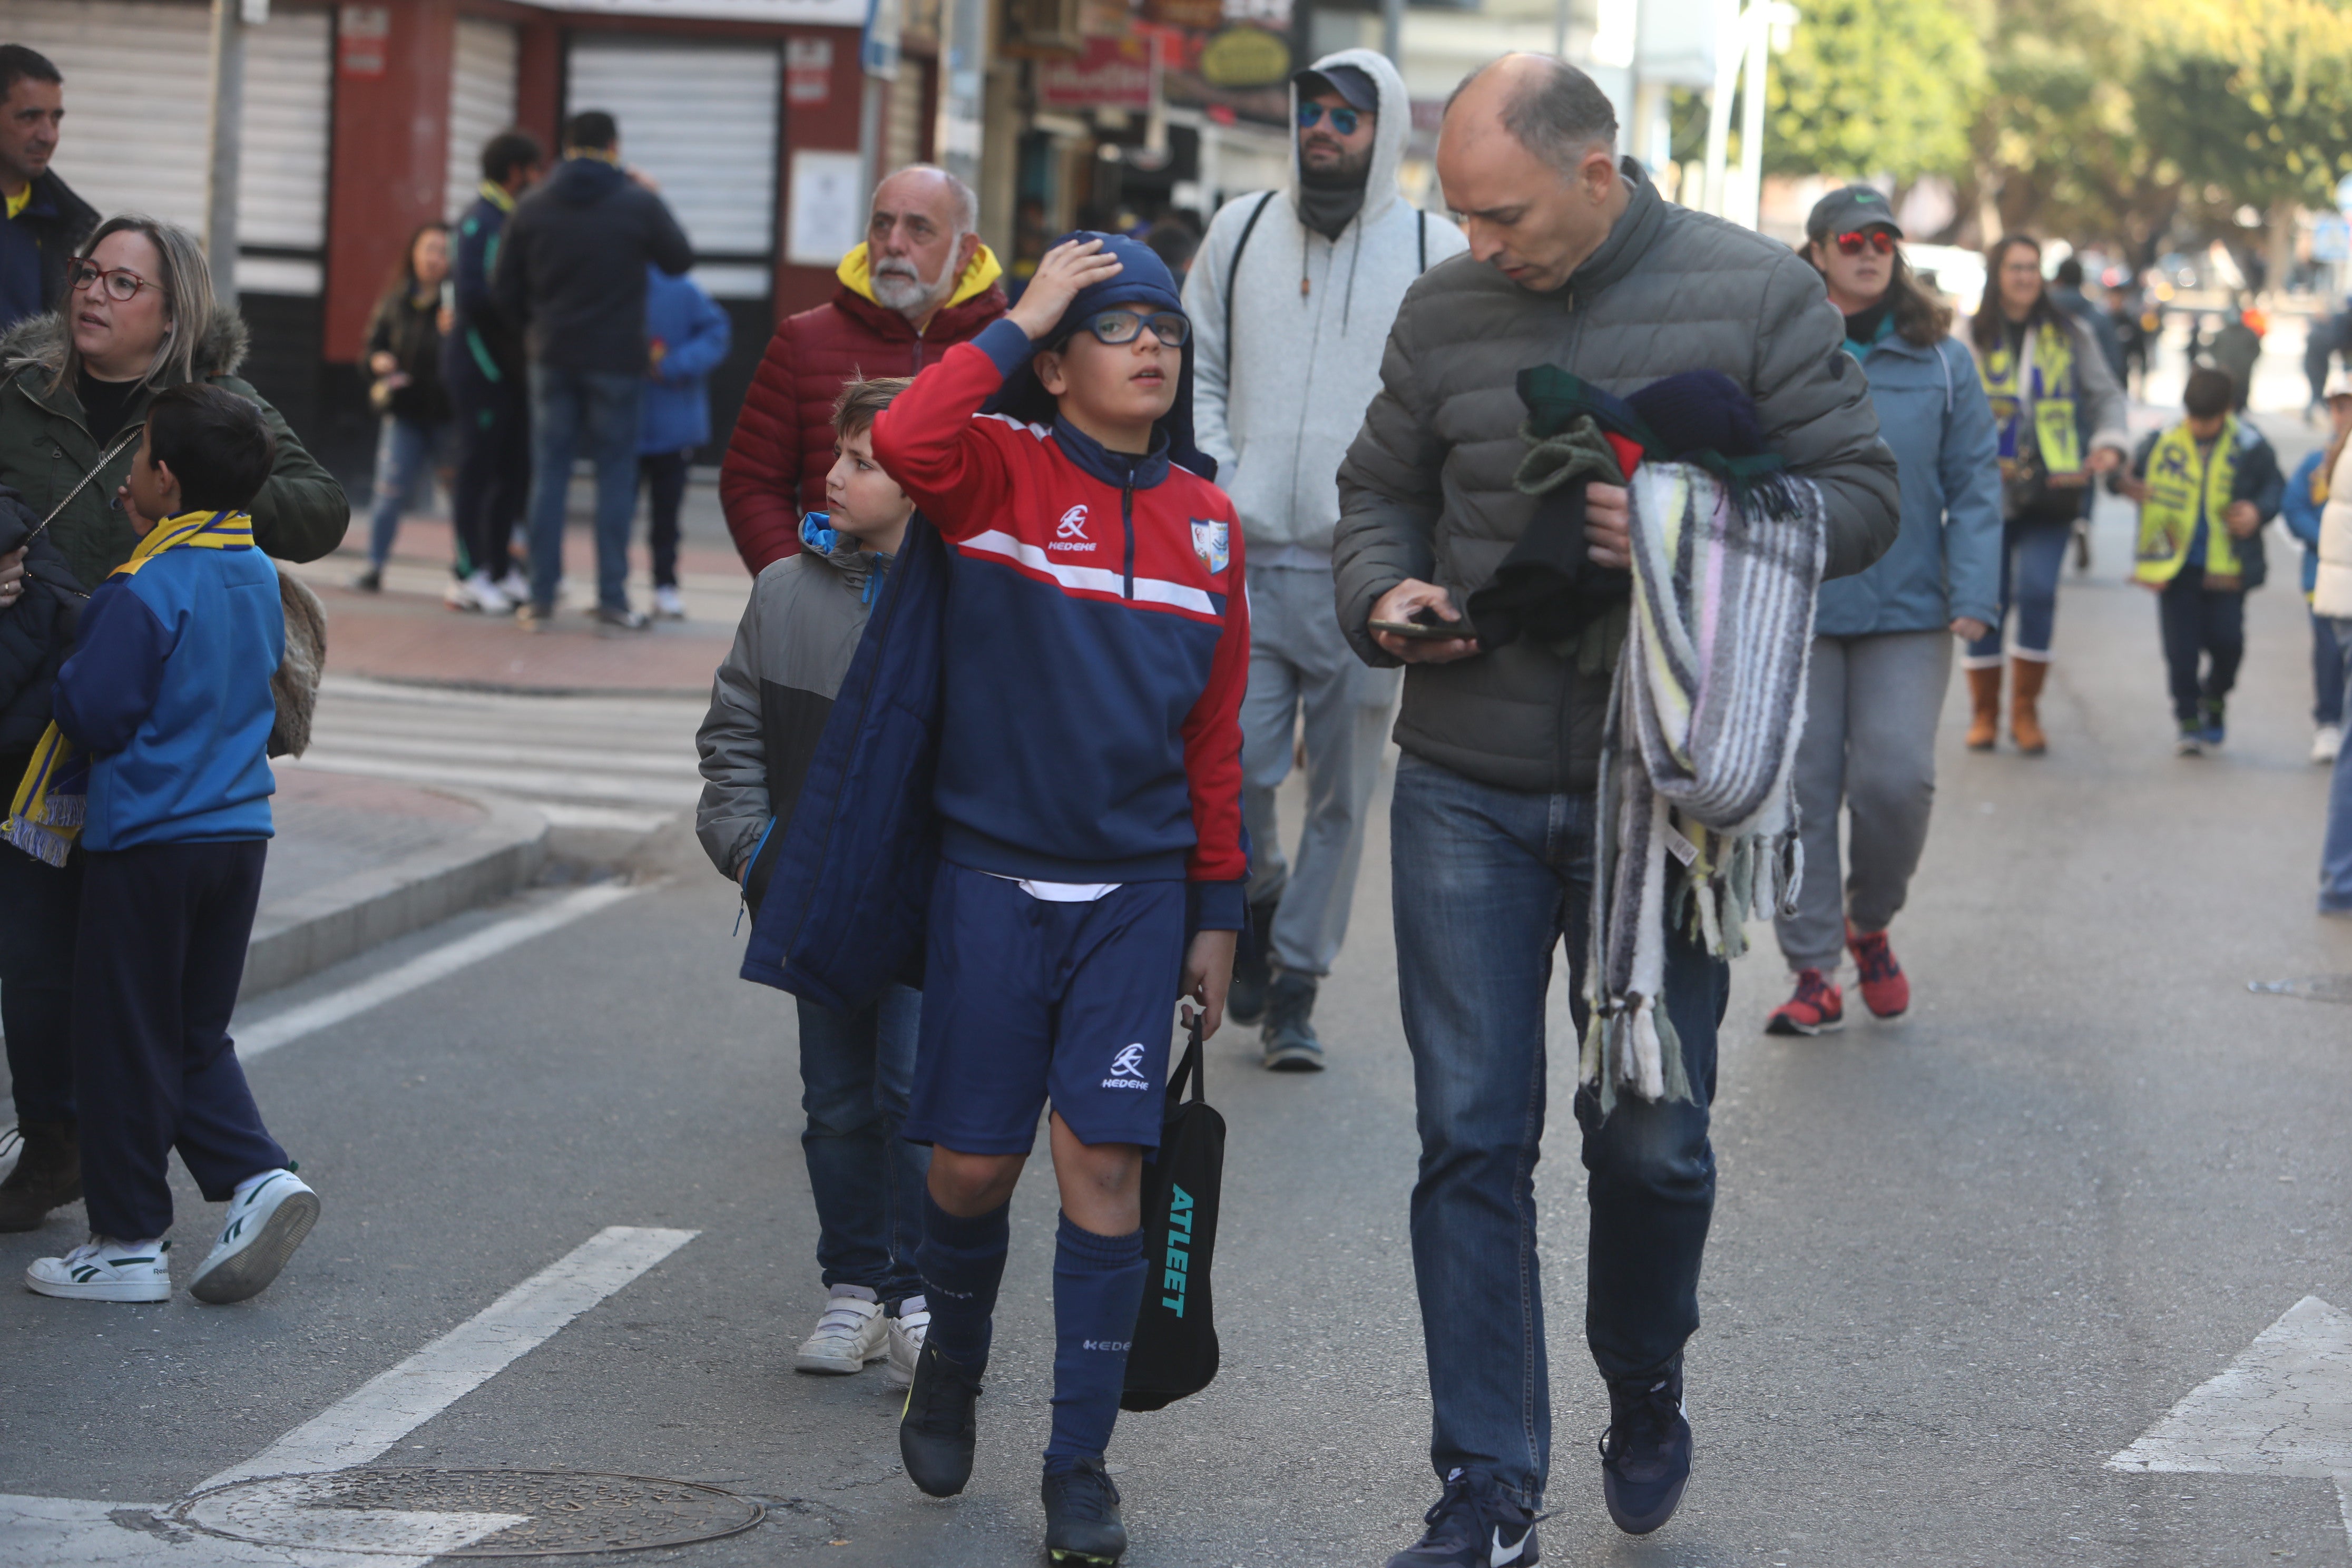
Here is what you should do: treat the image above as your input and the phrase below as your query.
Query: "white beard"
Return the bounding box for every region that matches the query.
[871,247,957,316]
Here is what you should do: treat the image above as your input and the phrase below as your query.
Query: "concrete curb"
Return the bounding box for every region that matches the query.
[241,790,551,1000]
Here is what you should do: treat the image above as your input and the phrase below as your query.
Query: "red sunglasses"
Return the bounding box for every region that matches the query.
[1834,230,1897,257]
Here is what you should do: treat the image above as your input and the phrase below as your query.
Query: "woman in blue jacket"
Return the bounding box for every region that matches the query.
[2282,378,2352,765]
[1765,188,2004,1037]
[638,266,731,619]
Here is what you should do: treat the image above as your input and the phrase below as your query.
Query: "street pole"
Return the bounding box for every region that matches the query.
[859,0,900,200]
[202,0,245,303]
[933,0,984,193]
[1384,0,1405,68]
[1700,0,1739,217]
[1736,0,1765,229]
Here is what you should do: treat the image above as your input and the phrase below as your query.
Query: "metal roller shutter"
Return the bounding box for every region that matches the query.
[444,18,520,222]
[9,0,332,296]
[564,36,780,300]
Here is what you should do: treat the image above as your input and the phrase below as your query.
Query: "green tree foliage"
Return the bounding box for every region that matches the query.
[2133,0,2352,213]
[1763,0,1987,181]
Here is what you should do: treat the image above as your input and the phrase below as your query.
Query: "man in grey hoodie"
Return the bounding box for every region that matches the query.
[1184,50,1466,1072]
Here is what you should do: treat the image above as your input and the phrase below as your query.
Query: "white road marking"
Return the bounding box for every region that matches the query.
[0,1491,405,1566]
[236,882,640,1060]
[201,1226,698,1492]
[526,801,676,831]
[2108,1295,2352,1544]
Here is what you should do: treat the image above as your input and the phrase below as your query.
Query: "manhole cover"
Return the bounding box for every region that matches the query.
[169,1469,764,1557]
[2249,975,2352,1005]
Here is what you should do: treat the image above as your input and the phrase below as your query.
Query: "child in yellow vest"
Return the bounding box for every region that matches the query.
[2114,367,2285,754]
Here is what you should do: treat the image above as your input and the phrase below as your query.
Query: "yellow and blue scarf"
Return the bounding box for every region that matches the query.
[3,509,254,867]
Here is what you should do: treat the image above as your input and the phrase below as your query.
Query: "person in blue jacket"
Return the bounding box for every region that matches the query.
[638,264,730,620]
[1766,188,2003,1037]
[2284,377,2352,765]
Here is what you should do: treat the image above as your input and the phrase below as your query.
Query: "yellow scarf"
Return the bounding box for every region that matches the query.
[834,242,1004,315]
[2134,422,2242,587]
[3,510,256,867]
[1981,320,2083,481]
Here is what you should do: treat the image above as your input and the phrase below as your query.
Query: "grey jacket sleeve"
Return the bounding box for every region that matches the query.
[2071,315,2131,456]
[1332,300,1443,669]
[1752,251,1901,581]
[694,590,769,880]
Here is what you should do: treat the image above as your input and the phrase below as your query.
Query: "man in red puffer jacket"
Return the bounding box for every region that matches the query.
[721,165,1009,573]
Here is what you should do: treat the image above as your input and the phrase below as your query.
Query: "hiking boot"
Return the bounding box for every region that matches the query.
[898,1342,983,1496]
[794,1285,887,1375]
[1599,1363,1692,1536]
[1845,922,1909,1020]
[0,1120,82,1232]
[1765,968,1843,1035]
[1384,1467,1541,1567]
[517,602,555,634]
[2010,658,2049,754]
[189,1169,318,1305]
[1228,895,1280,1026]
[1041,1456,1128,1565]
[2199,698,2227,748]
[1965,664,2001,750]
[1260,971,1325,1072]
[26,1237,172,1303]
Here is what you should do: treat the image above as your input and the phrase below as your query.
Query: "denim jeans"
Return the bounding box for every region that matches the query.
[2157,566,2245,723]
[2312,610,2345,728]
[1965,515,2073,662]
[366,415,449,571]
[797,986,928,1302]
[525,365,643,613]
[1390,753,1726,1506]
[2321,619,2352,914]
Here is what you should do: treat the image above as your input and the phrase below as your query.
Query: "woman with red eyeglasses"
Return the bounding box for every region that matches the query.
[1762,187,2005,1039]
[1961,232,2131,754]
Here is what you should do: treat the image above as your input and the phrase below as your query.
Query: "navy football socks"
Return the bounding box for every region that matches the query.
[918,1192,1010,1374]
[1044,1212,1147,1472]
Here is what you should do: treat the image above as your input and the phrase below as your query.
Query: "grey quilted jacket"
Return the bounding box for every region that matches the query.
[1334,160,1901,793]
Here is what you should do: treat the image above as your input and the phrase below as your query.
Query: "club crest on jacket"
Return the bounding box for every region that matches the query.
[1191,519,1229,574]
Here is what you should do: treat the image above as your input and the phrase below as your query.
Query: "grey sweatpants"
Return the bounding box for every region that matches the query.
[1775,630,1953,972]
[1240,562,1400,977]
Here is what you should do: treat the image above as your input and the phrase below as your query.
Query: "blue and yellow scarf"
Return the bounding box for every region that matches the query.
[3,509,255,866]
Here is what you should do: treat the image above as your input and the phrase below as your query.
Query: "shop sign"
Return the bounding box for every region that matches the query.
[1198,24,1287,89]
[1036,35,1156,110]
[337,4,389,78]
[1144,0,1225,30]
[787,37,834,103]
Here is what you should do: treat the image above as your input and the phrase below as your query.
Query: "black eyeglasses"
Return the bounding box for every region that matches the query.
[1076,309,1189,349]
[1297,103,1363,137]
[67,261,160,302]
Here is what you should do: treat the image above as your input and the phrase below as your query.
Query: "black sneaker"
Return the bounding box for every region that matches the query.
[1228,895,1280,1025]
[1598,1364,1691,1535]
[1041,1456,1128,1565]
[349,566,383,593]
[1385,1468,1541,1567]
[2198,698,2227,747]
[897,1342,982,1496]
[1260,972,1325,1072]
[592,604,651,631]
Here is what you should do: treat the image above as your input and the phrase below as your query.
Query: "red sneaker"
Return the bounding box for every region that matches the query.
[1765,968,1844,1035]
[1845,922,1910,1019]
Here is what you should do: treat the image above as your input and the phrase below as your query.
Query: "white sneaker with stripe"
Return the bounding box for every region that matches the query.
[26,1237,172,1302]
[794,1285,888,1375]
[190,1169,319,1305]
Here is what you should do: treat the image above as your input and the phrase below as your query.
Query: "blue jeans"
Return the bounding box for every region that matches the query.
[1966,516,2072,662]
[2322,620,2352,913]
[525,365,642,613]
[366,415,449,571]
[1390,753,1726,1506]
[797,986,928,1301]
[2313,610,2345,728]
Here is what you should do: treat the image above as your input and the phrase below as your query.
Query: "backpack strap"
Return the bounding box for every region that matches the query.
[1417,209,1427,273]
[1222,190,1279,369]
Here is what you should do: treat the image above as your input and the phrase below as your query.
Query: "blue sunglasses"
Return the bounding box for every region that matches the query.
[1297,103,1363,136]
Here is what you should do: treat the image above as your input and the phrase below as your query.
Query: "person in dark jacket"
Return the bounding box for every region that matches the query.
[719,164,1007,574]
[0,213,348,1234]
[442,129,541,613]
[493,110,691,630]
[352,223,453,593]
[0,46,95,333]
[637,264,730,619]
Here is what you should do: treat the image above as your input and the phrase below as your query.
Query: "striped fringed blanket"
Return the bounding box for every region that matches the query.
[1582,460,1827,1108]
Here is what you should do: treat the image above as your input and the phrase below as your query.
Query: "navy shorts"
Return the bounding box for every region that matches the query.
[902,861,1185,1155]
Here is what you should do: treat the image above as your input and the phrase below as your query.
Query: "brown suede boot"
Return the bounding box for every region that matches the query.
[2011,659,2050,755]
[0,1120,82,1232]
[1966,665,2002,751]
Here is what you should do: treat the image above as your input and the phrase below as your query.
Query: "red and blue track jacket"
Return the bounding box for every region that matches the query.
[871,317,1250,927]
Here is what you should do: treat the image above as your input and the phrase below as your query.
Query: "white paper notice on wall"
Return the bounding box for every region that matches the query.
[786,149,866,268]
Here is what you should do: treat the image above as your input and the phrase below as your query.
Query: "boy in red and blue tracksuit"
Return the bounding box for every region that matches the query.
[871,232,1245,1565]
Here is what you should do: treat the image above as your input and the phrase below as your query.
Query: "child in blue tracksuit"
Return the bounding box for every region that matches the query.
[2285,380,2352,762]
[639,266,731,619]
[870,233,1248,1566]
[13,384,319,1307]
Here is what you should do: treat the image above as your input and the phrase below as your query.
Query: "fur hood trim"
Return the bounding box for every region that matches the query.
[1,309,251,383]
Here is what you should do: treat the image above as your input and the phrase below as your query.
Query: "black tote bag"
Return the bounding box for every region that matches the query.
[1121,1014,1224,1412]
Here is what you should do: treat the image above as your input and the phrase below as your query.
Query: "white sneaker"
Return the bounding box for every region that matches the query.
[793,1285,888,1375]
[2314,724,2343,765]
[885,1295,929,1389]
[27,1237,172,1302]
[467,572,512,614]
[189,1170,318,1306]
[653,584,686,620]
[442,579,481,613]
[495,569,531,605]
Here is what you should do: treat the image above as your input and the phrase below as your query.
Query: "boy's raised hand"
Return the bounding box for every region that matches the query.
[1008,238,1123,341]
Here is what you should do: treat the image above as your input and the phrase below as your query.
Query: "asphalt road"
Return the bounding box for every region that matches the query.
[7,437,2352,1567]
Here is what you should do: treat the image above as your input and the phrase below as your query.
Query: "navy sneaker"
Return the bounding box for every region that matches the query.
[1599,1365,1691,1535]
[1041,1456,1128,1565]
[2199,698,2227,748]
[1385,1468,1541,1567]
